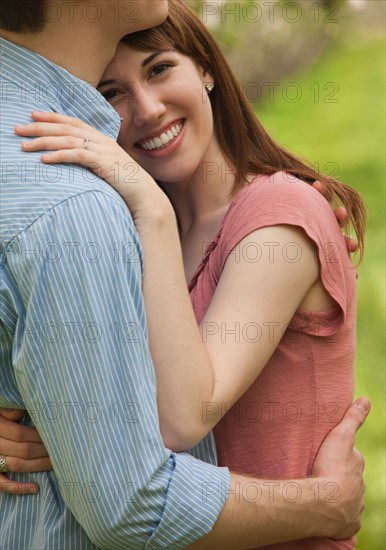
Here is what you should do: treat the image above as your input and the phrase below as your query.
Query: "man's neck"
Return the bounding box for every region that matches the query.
[0,27,118,86]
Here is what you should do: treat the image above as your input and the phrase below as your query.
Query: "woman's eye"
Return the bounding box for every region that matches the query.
[149,63,172,78]
[101,89,121,103]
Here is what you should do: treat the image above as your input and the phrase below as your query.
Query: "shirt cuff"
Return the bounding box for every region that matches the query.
[145,452,230,549]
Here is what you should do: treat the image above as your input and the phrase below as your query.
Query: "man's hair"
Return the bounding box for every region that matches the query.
[0,0,46,32]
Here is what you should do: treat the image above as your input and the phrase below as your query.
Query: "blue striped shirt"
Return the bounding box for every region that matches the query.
[0,37,230,549]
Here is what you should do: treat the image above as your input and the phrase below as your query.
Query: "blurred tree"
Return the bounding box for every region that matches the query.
[185,0,362,100]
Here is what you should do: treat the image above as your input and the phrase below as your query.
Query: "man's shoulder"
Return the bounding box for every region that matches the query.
[0,155,131,246]
[0,69,127,246]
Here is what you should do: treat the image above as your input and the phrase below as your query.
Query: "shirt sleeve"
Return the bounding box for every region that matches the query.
[213,172,356,336]
[11,190,230,550]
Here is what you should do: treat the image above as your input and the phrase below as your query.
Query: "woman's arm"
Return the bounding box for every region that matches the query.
[14,112,339,451]
[139,215,318,449]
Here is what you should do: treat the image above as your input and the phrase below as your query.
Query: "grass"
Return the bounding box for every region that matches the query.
[256,32,385,549]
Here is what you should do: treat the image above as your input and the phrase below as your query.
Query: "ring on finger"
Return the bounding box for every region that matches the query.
[84,137,91,150]
[0,455,8,474]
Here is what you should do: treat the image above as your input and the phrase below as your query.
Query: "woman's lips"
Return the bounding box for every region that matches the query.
[136,119,185,152]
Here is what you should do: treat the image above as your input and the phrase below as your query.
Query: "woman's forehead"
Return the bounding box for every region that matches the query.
[102,45,149,79]
[102,46,184,81]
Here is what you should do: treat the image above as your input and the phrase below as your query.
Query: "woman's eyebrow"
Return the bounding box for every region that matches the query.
[142,52,162,67]
[142,51,173,67]
[97,79,117,89]
[98,51,172,88]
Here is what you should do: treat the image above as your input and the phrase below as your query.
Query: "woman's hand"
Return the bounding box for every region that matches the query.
[16,112,357,253]
[0,409,52,495]
[15,111,172,226]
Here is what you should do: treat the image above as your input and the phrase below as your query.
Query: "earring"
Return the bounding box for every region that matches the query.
[120,117,124,122]
[205,82,215,93]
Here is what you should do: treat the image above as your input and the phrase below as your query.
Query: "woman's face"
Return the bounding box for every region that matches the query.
[98,42,219,185]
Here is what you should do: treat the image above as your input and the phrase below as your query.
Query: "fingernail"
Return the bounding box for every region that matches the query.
[28,486,39,494]
[22,142,31,148]
[354,398,370,413]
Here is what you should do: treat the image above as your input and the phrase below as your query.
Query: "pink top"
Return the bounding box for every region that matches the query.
[189,172,357,549]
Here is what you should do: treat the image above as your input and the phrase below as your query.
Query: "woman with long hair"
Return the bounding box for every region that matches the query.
[1,1,365,547]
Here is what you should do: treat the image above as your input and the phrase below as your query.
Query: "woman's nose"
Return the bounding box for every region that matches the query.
[132,88,166,128]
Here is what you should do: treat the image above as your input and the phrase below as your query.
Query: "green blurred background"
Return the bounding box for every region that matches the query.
[191,1,385,547]
[256,19,385,550]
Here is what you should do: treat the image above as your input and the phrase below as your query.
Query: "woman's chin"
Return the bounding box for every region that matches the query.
[145,166,193,187]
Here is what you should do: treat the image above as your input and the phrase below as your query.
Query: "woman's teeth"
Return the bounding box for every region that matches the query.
[139,122,183,151]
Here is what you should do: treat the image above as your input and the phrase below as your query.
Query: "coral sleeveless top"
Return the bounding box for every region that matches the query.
[189,172,357,549]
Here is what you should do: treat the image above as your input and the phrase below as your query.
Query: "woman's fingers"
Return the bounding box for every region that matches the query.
[0,417,44,444]
[0,439,49,460]
[30,111,91,132]
[31,111,85,126]
[22,136,84,152]
[0,409,25,422]
[4,456,52,474]
[15,122,86,138]
[41,148,99,167]
[15,109,96,138]
[0,474,39,495]
[14,112,136,186]
[0,414,53,481]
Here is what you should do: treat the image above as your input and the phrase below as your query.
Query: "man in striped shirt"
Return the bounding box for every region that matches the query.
[0,1,368,548]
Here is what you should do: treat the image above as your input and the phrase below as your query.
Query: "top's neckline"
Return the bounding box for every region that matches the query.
[187,174,263,291]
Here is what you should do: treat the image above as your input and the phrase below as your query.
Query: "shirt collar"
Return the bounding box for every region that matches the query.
[0,37,120,140]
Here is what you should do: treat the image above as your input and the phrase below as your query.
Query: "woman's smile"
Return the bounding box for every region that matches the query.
[135,118,186,156]
[98,44,220,185]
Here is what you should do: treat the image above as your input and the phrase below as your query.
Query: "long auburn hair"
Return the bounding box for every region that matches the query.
[123,0,365,259]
